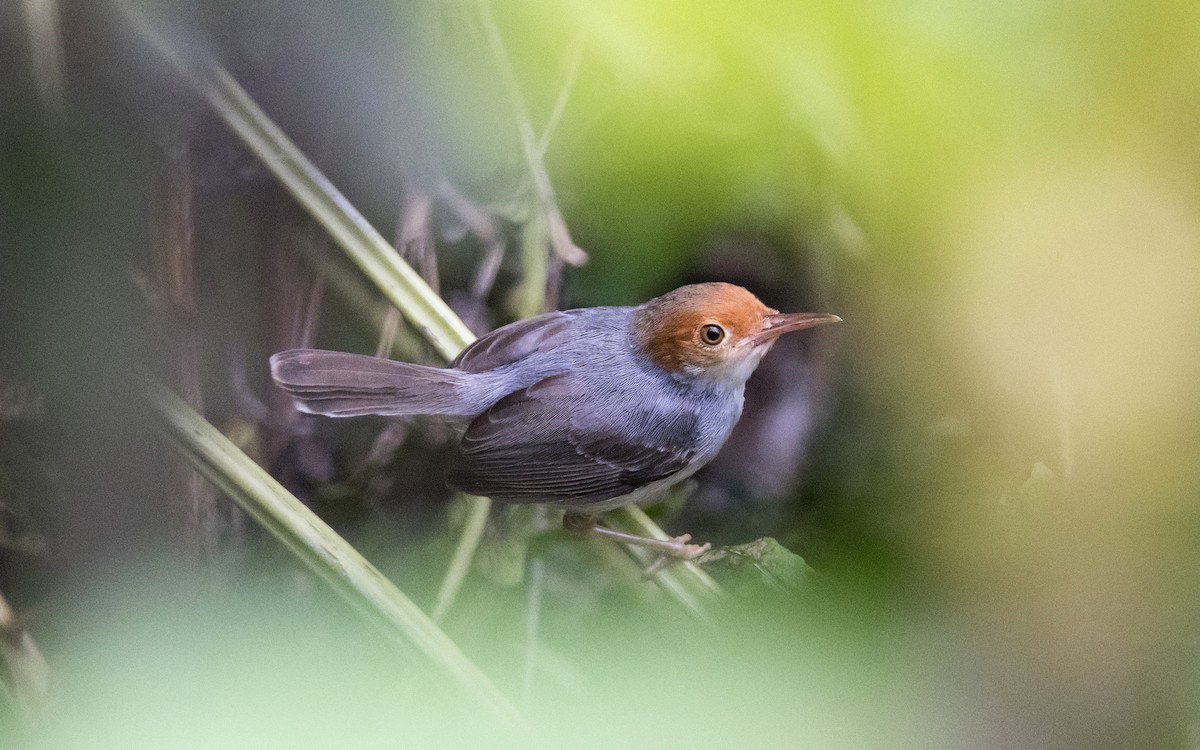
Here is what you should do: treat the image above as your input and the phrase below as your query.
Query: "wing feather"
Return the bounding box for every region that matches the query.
[451,312,573,373]
[447,374,697,505]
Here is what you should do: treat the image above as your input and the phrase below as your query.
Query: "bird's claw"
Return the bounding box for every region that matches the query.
[668,533,712,560]
[642,535,712,578]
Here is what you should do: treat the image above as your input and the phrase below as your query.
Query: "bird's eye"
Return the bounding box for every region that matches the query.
[700,324,725,345]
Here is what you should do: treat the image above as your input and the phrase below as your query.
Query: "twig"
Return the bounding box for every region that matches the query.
[375,308,401,359]
[295,235,326,348]
[296,250,424,363]
[154,145,227,555]
[396,185,439,294]
[470,240,506,301]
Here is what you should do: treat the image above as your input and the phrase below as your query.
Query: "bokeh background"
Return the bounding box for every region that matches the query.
[2,0,1199,747]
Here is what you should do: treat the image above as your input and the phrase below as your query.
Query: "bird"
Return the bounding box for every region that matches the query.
[270,282,840,559]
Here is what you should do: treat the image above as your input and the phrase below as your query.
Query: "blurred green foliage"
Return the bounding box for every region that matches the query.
[3,0,1200,746]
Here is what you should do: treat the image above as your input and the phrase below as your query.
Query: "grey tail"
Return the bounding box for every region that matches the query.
[270,349,470,417]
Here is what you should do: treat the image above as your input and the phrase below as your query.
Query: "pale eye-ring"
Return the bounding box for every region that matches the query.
[700,324,725,345]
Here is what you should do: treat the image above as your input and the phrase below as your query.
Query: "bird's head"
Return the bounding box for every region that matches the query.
[632,282,840,384]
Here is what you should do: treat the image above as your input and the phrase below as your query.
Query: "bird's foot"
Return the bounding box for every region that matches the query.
[563,512,711,564]
[663,533,712,561]
[640,535,712,578]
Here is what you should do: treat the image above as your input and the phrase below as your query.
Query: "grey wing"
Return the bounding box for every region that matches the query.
[446,374,698,505]
[451,312,573,373]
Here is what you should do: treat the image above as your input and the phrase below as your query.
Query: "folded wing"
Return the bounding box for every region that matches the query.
[447,374,697,505]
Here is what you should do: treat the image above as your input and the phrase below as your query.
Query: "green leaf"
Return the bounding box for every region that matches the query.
[701,537,814,596]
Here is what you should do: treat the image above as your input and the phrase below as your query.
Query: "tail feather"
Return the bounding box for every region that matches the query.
[270,349,470,417]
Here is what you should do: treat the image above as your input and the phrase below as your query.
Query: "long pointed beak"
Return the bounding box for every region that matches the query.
[744,311,842,346]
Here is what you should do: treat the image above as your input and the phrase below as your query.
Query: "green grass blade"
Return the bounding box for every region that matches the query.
[124,7,473,362]
[146,381,527,730]
[201,64,475,361]
[431,494,491,622]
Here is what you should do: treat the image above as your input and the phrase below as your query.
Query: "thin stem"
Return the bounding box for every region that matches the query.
[518,210,549,318]
[432,495,491,622]
[536,32,586,158]
[521,557,545,709]
[298,250,424,363]
[295,242,326,347]
[475,0,586,267]
[375,307,401,359]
